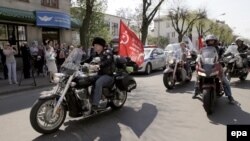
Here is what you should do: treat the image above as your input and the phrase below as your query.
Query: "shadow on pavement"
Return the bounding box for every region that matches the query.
[0,87,54,116]
[208,97,250,125]
[230,80,250,90]
[165,81,195,94]
[32,103,158,141]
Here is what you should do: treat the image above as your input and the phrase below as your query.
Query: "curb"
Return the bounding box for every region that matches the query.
[0,84,54,96]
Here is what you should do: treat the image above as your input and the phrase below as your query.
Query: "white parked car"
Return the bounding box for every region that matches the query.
[138,48,166,74]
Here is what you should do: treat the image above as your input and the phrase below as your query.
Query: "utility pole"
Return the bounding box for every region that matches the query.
[157,6,161,47]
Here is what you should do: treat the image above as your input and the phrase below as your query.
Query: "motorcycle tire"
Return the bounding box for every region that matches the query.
[163,73,175,89]
[30,99,66,134]
[110,91,127,110]
[203,89,214,115]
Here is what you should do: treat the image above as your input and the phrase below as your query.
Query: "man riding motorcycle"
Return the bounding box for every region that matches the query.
[193,35,235,103]
[235,37,249,71]
[83,37,115,110]
[180,42,191,79]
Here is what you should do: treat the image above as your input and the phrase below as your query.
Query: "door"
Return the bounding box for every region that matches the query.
[42,28,60,45]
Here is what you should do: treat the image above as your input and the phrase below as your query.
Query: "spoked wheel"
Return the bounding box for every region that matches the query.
[30,99,66,134]
[163,73,175,89]
[110,89,127,110]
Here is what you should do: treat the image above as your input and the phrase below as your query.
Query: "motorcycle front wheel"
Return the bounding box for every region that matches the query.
[163,73,175,89]
[30,99,66,134]
[203,89,215,115]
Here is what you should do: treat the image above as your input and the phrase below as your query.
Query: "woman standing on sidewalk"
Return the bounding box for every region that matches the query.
[45,40,57,82]
[3,43,17,84]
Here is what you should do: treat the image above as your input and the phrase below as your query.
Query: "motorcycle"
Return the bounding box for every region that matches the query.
[223,45,249,81]
[163,48,192,89]
[196,47,224,115]
[30,48,137,134]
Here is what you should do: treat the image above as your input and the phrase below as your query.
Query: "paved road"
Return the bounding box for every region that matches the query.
[0,71,250,141]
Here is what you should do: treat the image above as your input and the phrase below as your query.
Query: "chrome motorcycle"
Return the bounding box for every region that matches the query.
[30,48,137,134]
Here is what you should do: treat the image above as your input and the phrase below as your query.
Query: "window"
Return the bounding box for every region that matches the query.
[41,0,59,8]
[18,26,26,41]
[112,22,119,36]
[167,33,170,38]
[19,0,29,2]
[172,32,175,38]
[0,24,8,40]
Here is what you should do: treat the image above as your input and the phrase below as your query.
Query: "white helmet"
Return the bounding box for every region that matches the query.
[235,37,244,42]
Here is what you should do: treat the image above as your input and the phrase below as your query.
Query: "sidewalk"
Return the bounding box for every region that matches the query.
[0,74,55,95]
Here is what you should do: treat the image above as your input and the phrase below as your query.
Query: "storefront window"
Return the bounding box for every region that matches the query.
[0,24,8,40]
[18,26,26,41]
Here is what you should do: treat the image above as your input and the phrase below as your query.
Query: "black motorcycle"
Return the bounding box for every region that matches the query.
[30,48,137,134]
[163,48,192,89]
[223,45,248,81]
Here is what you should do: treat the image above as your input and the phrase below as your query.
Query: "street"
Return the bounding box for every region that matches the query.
[0,71,250,141]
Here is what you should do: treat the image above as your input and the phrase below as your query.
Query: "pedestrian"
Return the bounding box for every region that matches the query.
[57,43,66,72]
[20,42,31,79]
[45,40,57,82]
[0,45,8,79]
[37,45,45,76]
[3,43,17,84]
[30,41,39,75]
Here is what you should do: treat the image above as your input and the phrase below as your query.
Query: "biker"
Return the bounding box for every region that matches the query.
[180,42,191,79]
[235,37,249,70]
[193,34,235,103]
[83,37,115,110]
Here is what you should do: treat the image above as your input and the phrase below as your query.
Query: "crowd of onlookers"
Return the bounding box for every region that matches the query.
[0,40,76,84]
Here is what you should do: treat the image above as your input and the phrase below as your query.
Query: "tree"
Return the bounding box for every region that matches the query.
[168,6,206,42]
[71,0,108,49]
[141,0,165,44]
[195,18,216,37]
[148,36,169,48]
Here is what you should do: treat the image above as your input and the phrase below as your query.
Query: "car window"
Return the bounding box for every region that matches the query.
[157,49,164,55]
[152,49,158,55]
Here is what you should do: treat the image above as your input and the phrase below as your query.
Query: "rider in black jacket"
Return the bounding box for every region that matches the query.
[235,37,249,70]
[84,37,115,110]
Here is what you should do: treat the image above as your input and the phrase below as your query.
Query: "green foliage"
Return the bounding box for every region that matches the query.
[71,0,110,47]
[148,36,169,48]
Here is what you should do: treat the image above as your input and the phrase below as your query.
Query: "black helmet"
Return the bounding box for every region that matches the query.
[92,37,106,48]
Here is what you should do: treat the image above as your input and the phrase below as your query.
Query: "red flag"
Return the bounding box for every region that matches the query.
[198,35,204,50]
[118,20,144,66]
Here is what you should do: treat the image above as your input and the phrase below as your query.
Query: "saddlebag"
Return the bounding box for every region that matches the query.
[116,74,137,92]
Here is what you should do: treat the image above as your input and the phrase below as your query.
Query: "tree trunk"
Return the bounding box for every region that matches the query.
[178,34,183,42]
[141,23,149,45]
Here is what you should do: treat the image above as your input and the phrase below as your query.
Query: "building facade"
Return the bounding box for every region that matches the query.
[150,16,199,48]
[0,0,80,55]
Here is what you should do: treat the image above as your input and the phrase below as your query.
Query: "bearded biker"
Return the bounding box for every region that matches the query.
[193,35,235,103]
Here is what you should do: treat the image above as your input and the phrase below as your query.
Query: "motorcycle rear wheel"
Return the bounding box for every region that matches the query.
[30,99,66,134]
[110,90,127,110]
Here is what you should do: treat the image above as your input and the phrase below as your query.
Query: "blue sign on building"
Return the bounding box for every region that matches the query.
[36,11,71,29]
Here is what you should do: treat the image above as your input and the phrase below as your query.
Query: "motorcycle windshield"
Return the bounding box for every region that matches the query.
[200,47,218,71]
[165,44,182,62]
[61,48,84,74]
[224,45,239,55]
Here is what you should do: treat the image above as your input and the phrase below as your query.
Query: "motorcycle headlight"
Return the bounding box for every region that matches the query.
[53,73,65,84]
[210,71,219,76]
[198,71,206,77]
[168,59,174,64]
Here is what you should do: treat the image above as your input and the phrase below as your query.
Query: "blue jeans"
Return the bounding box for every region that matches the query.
[222,75,232,97]
[92,75,113,106]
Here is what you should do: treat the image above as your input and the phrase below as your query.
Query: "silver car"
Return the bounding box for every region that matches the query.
[138,48,166,74]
